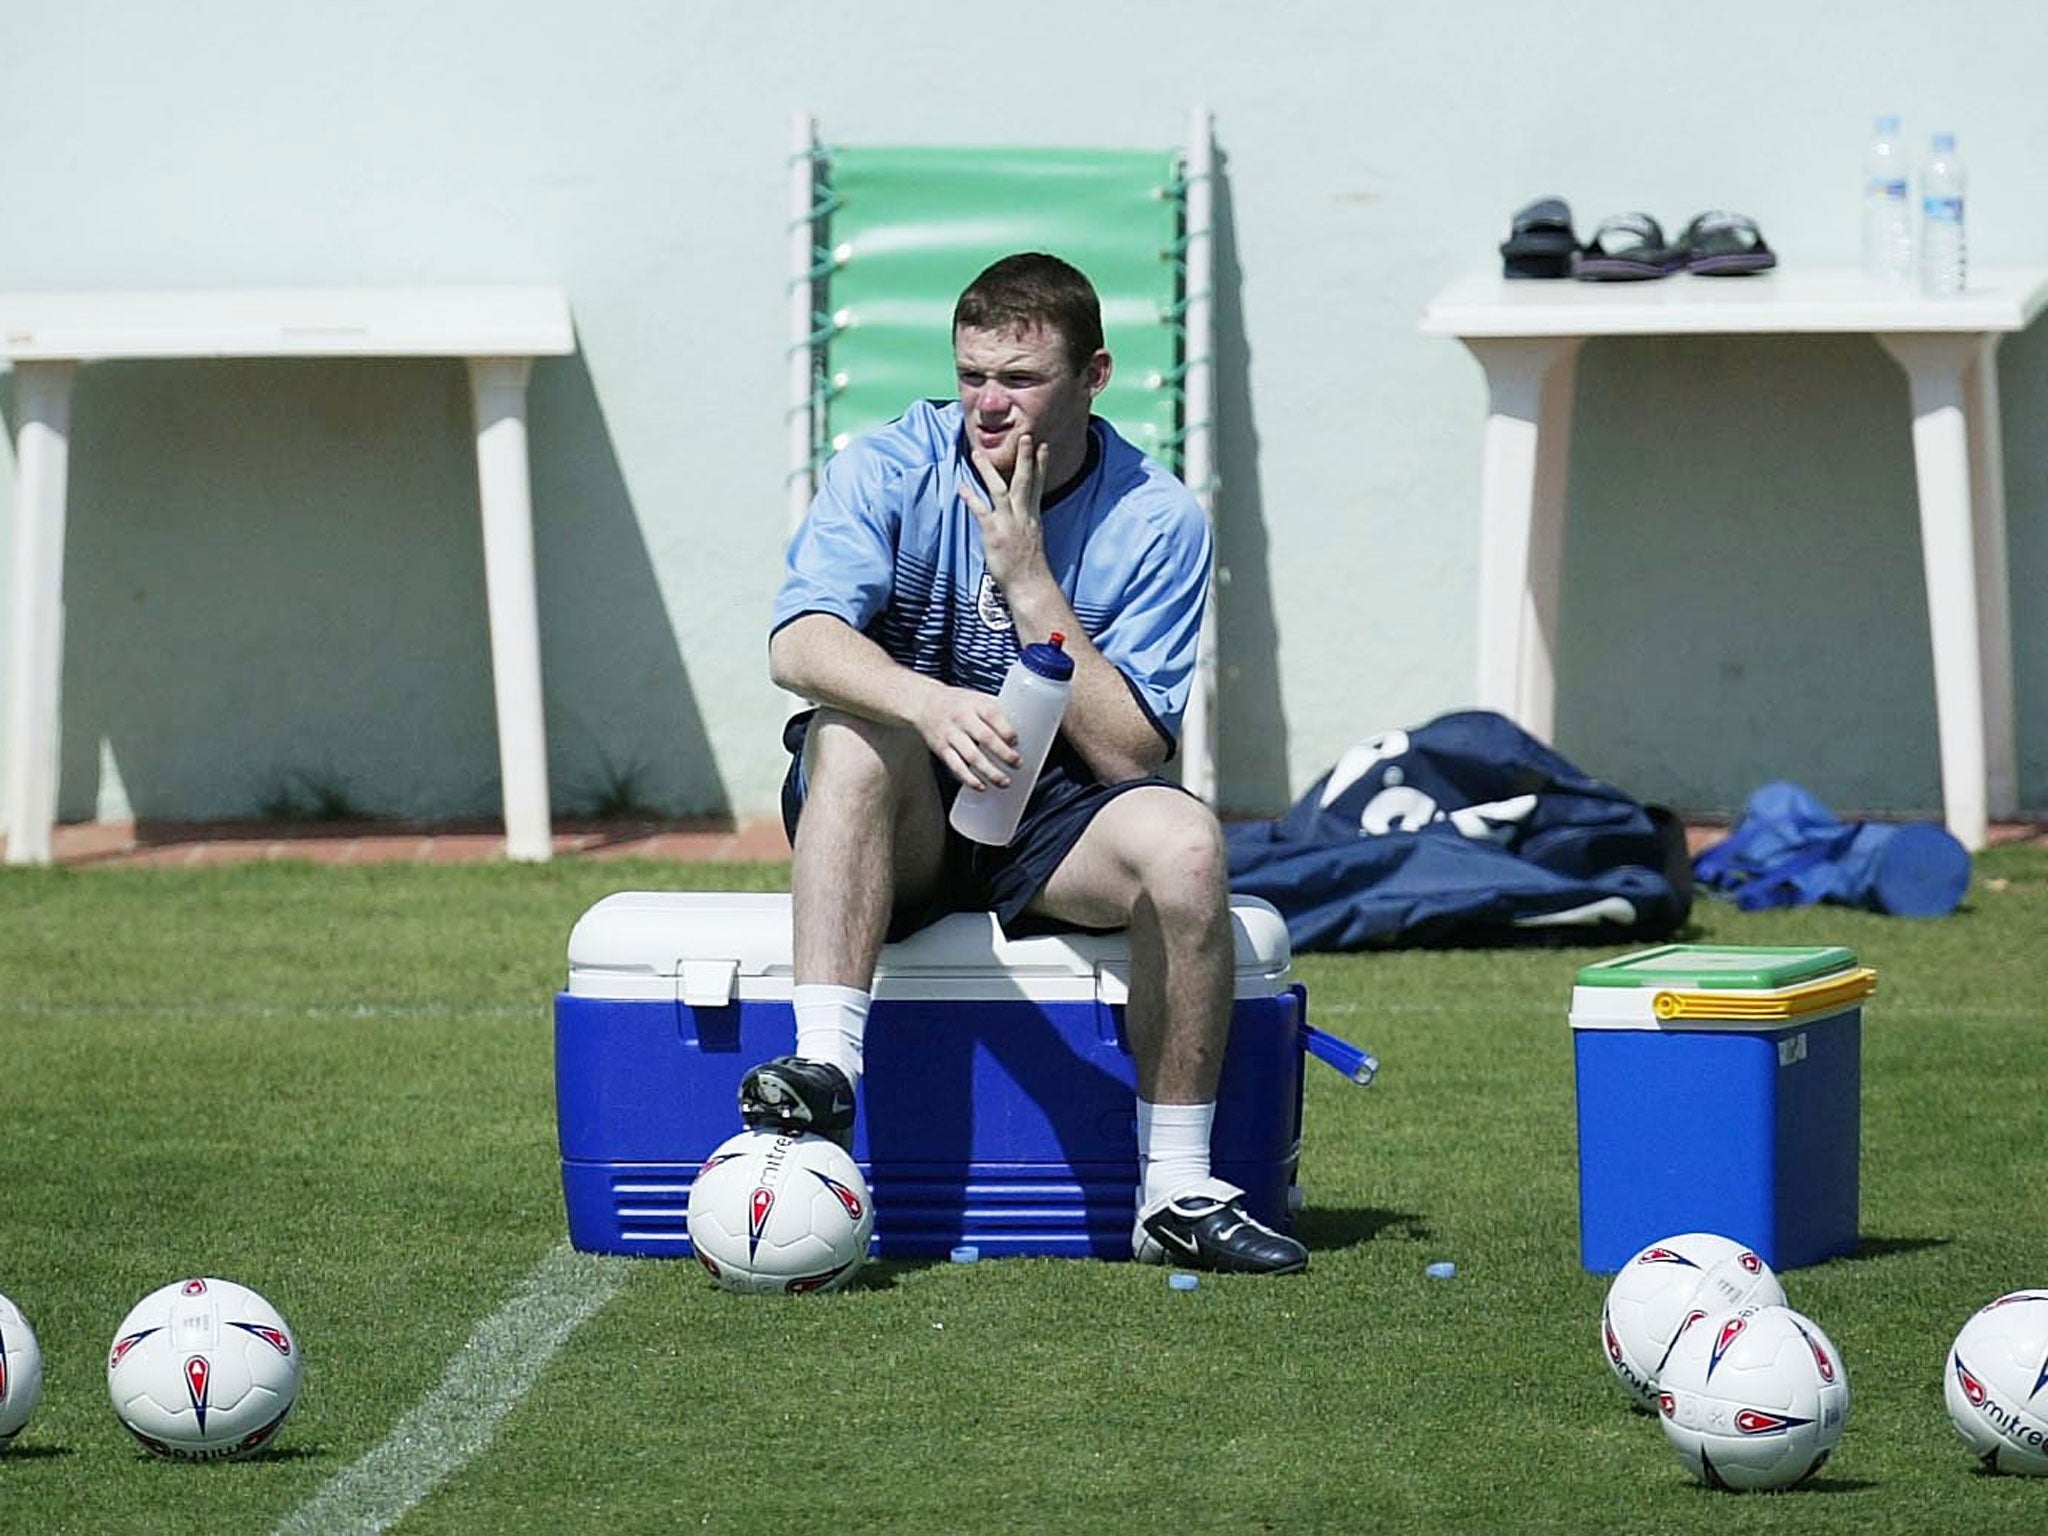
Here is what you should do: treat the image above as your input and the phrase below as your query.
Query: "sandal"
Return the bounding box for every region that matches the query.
[1678,211,1776,276]
[1572,213,1683,281]
[1499,197,1578,279]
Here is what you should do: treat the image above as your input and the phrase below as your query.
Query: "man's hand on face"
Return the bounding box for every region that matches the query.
[961,432,1051,592]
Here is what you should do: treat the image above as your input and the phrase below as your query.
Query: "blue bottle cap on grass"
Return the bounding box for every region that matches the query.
[1168,1272,1199,1291]
[1425,1261,1457,1280]
[949,1245,980,1264]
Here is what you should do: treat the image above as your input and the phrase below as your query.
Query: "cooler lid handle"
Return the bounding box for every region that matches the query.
[678,960,740,1007]
[1094,963,1131,1006]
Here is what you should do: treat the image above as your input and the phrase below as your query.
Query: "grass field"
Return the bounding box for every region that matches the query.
[2,849,2046,1534]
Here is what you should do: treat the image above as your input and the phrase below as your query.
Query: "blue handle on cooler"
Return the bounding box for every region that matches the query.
[1302,1021,1378,1086]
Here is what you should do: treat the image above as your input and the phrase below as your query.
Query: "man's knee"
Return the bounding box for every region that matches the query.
[795,711,947,888]
[803,710,929,801]
[1138,796,1230,920]
[1044,786,1228,930]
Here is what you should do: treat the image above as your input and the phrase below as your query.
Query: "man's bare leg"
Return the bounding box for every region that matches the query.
[1032,787,1233,1104]
[791,710,948,987]
[742,711,947,1143]
[1032,787,1306,1274]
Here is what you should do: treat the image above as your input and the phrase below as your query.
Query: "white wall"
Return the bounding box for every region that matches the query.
[3,1,2047,826]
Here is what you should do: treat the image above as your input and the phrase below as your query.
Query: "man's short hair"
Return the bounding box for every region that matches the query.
[952,253,1105,374]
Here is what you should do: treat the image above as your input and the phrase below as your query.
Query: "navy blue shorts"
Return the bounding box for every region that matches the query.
[779,710,1182,940]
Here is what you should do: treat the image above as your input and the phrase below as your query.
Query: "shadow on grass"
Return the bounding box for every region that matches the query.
[846,1207,1436,1282]
[239,1444,327,1463]
[847,1257,943,1292]
[1,1443,75,1459]
[1682,1475,1879,1496]
[1294,1206,1431,1251]
[116,1443,327,1465]
[1803,1477,1883,1494]
[1838,1234,1953,1263]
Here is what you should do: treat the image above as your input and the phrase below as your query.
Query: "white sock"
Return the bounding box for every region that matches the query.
[1137,1098,1215,1208]
[792,983,869,1091]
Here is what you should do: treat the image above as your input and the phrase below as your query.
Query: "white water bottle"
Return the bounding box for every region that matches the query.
[948,631,1074,846]
[1861,115,1912,283]
[1920,131,1967,297]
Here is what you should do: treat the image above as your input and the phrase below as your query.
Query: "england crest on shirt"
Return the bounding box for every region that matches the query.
[975,573,1013,632]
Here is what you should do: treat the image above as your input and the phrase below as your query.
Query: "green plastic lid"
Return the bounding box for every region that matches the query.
[1575,944,1859,991]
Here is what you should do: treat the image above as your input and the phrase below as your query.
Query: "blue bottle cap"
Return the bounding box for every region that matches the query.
[1019,631,1075,681]
[1168,1272,1199,1291]
[1425,1261,1457,1280]
[949,1244,980,1264]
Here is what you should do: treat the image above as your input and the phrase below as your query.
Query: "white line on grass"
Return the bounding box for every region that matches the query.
[273,1241,632,1536]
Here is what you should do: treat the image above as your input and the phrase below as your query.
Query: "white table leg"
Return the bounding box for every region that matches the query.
[1460,335,1584,741]
[4,362,78,866]
[1963,333,2017,820]
[1876,331,1995,851]
[467,356,553,863]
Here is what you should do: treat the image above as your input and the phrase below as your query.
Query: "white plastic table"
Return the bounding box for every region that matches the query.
[1,286,576,864]
[1421,267,2048,850]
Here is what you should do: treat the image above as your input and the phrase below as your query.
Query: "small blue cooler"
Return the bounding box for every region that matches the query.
[555,892,1365,1260]
[1571,944,1876,1273]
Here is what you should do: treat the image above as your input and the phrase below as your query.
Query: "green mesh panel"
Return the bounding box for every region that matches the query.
[819,146,1184,470]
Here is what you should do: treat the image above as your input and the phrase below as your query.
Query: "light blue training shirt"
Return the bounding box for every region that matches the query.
[772,399,1211,748]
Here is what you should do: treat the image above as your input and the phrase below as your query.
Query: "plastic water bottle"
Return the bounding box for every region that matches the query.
[1920,131,1967,297]
[1861,115,1912,283]
[948,632,1074,845]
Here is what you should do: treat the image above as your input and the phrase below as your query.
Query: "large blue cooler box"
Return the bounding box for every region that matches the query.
[1571,944,1877,1273]
[555,891,1329,1260]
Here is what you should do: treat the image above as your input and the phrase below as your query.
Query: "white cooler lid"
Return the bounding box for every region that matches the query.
[564,891,1292,1005]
